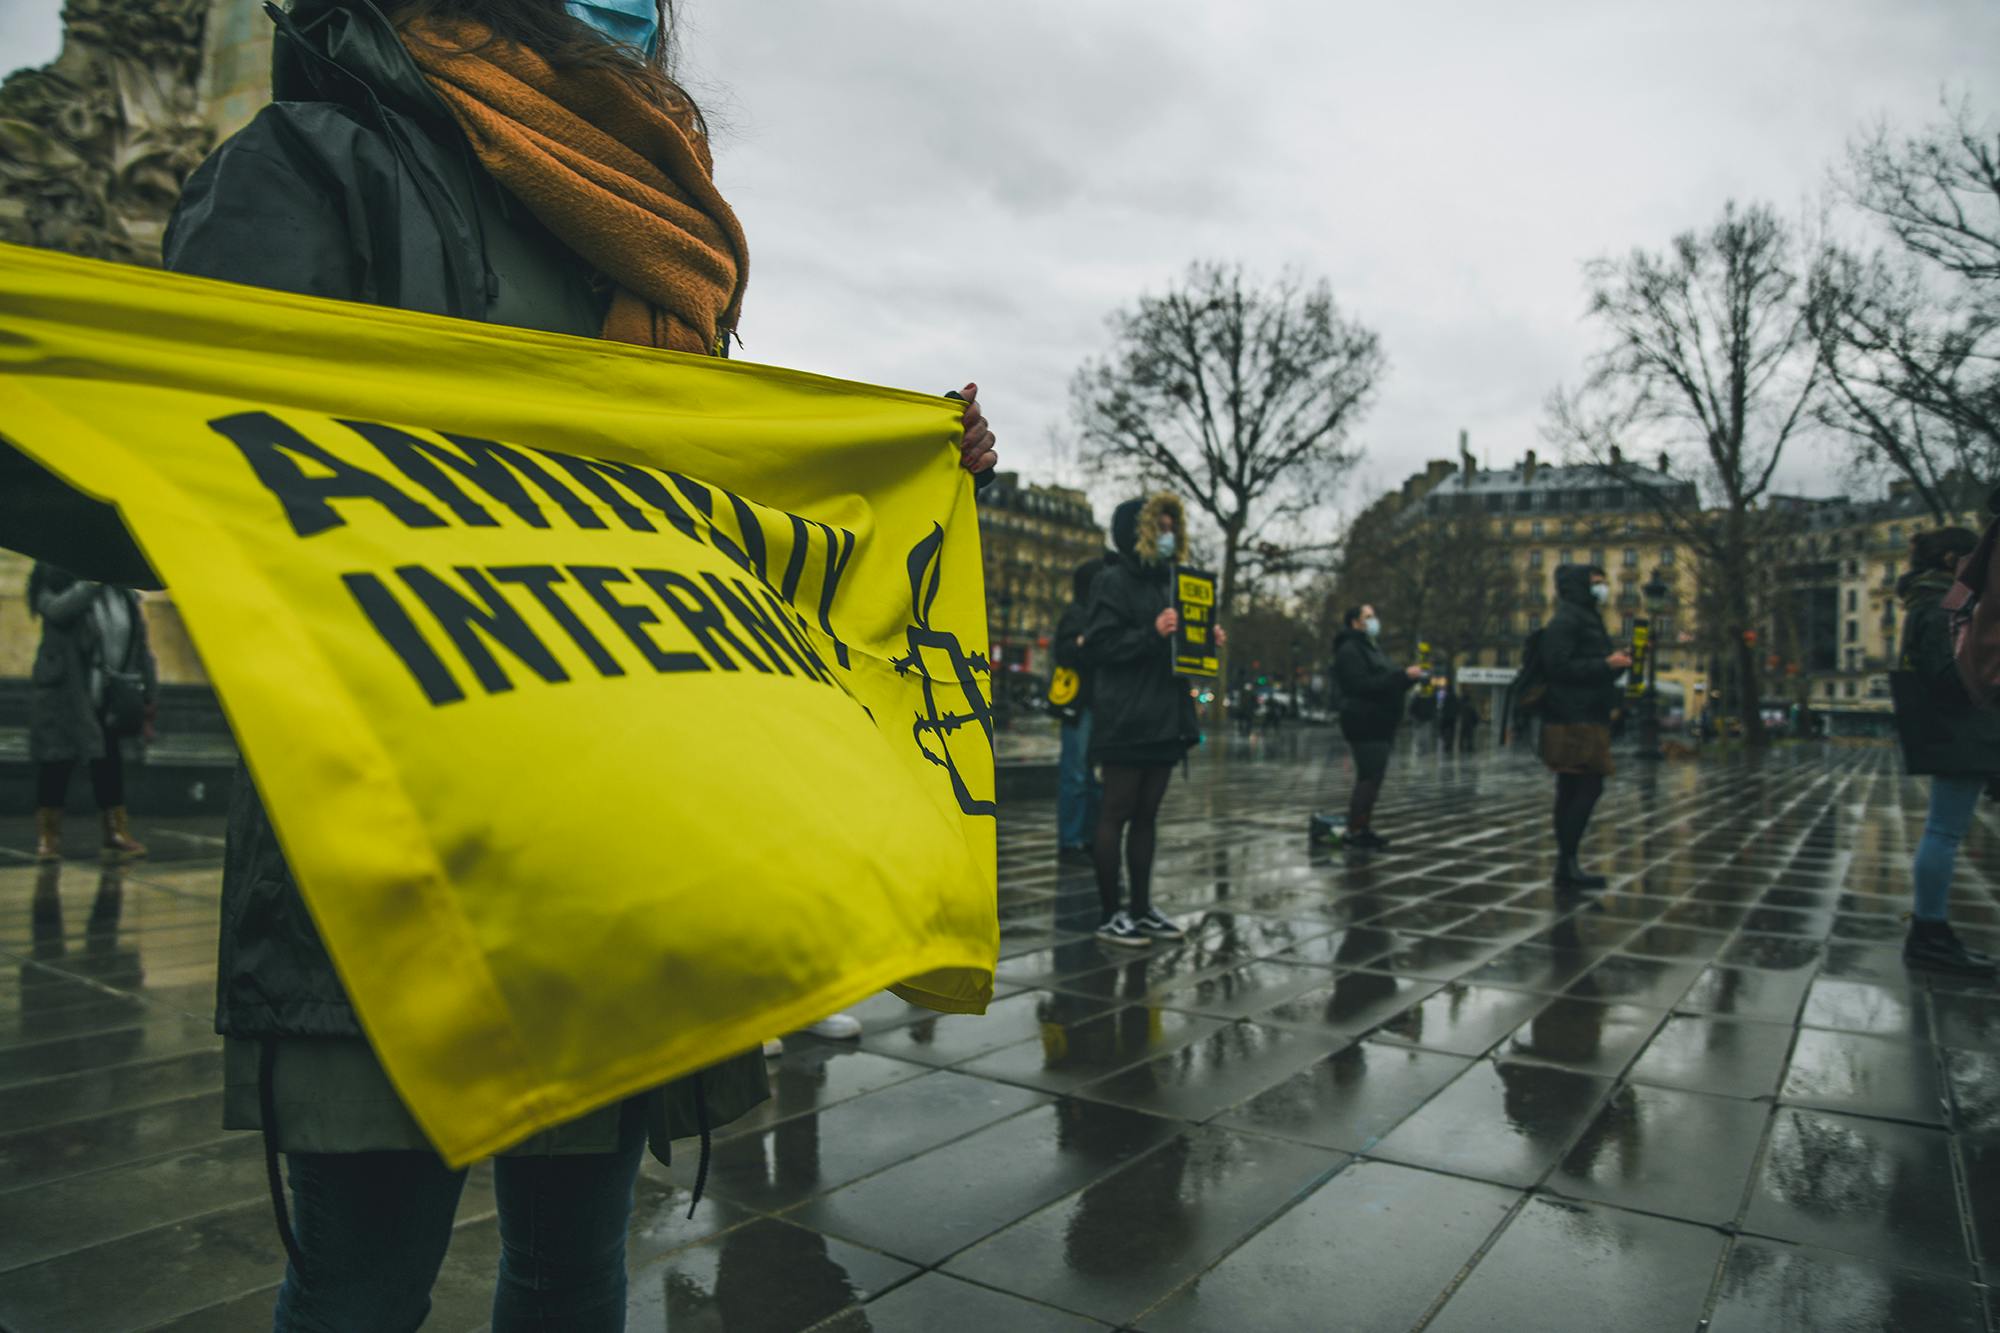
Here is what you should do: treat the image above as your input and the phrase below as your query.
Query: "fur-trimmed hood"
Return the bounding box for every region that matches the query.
[1110,492,1187,566]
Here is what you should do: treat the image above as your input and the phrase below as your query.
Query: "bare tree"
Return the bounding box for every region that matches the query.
[1549,201,1825,744]
[1070,262,1385,655]
[1808,99,2000,516]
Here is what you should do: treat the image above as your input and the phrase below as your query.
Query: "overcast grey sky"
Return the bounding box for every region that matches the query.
[8,0,1999,517]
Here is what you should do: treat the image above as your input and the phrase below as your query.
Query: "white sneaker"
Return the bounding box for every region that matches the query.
[804,1012,863,1040]
[1133,909,1186,941]
[762,1037,785,1058]
[1094,911,1152,949]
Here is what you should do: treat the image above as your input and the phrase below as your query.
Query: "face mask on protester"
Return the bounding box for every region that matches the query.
[1364,616,1381,638]
[1590,582,1609,605]
[1156,531,1177,560]
[565,0,662,57]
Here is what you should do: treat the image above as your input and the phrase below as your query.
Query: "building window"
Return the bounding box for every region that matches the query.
[1560,550,1573,565]
[1846,589,1857,612]
[1660,547,1675,566]
[1890,525,1902,546]
[1846,620,1858,643]
[1530,549,1544,569]
[1623,548,1638,567]
[1845,680,1857,698]
[1531,520,1544,538]
[1846,559,1858,578]
[1621,613,1636,636]
[1560,520,1573,536]
[1825,682,1835,698]
[1496,648,1511,666]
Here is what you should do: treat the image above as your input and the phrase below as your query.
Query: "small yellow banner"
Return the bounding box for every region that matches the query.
[0,244,997,1165]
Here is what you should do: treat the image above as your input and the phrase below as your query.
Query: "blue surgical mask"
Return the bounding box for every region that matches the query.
[1364,616,1381,638]
[1156,532,1177,560]
[1590,583,1609,605]
[566,0,661,58]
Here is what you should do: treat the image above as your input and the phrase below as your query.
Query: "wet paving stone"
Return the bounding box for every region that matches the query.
[1744,1108,1967,1275]
[1075,1021,1347,1123]
[1501,997,1666,1078]
[819,1273,1110,1332]
[1705,1236,1989,1333]
[1799,977,1931,1040]
[1213,1040,1469,1152]
[626,1216,917,1331]
[1426,1196,1724,1333]
[1137,1160,1516,1332]
[956,1004,1226,1096]
[1780,1028,1948,1125]
[1628,1013,1797,1100]
[1372,982,1549,1057]
[8,745,1997,1326]
[943,1125,1344,1326]
[1549,1082,1769,1225]
[787,1100,1179,1266]
[705,1072,1048,1211]
[1370,1059,1611,1187]
[1151,960,1333,1019]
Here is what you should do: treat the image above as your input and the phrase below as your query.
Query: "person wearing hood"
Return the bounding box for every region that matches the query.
[1052,557,1106,862]
[1084,493,1207,946]
[1891,526,1999,975]
[1332,605,1426,850]
[155,2,1000,1327]
[1539,564,1632,888]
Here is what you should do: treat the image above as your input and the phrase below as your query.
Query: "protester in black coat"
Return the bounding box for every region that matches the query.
[1892,526,2000,974]
[27,564,156,860]
[1084,493,1200,946]
[1540,564,1632,888]
[1333,606,1424,849]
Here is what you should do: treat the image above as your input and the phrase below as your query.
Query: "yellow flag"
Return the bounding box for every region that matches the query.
[0,243,997,1166]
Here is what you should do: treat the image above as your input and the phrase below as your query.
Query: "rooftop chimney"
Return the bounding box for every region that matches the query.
[1609,444,1623,470]
[1658,452,1670,475]
[1522,449,1538,484]
[1459,429,1474,478]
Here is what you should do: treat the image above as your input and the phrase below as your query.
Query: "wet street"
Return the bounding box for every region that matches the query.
[0,735,1995,1330]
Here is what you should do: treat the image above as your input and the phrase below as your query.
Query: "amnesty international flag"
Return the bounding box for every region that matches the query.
[0,244,997,1166]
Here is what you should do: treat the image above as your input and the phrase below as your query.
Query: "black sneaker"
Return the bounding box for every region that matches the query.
[1554,856,1608,890]
[1905,919,1997,976]
[1132,909,1187,941]
[1094,911,1151,949]
[1347,830,1391,851]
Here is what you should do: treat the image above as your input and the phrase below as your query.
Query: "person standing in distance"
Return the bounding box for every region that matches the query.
[1540,565,1631,888]
[1085,494,1214,947]
[1891,526,1998,974]
[1052,557,1106,864]
[1333,605,1425,850]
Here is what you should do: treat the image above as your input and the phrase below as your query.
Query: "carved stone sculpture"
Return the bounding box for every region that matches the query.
[0,0,215,264]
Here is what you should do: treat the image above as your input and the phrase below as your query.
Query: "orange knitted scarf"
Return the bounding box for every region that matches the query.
[401,20,746,355]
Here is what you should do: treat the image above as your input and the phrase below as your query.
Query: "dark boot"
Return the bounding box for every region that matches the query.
[1905,919,1996,976]
[101,807,145,860]
[1348,830,1392,851]
[1554,854,1607,890]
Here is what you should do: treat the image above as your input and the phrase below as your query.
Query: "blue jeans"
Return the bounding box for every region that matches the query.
[1914,775,1985,922]
[1058,712,1103,850]
[272,1100,646,1331]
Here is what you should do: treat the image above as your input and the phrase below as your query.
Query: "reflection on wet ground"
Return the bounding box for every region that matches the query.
[1,739,1996,1329]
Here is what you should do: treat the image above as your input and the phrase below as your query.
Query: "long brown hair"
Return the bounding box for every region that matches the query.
[392,0,705,133]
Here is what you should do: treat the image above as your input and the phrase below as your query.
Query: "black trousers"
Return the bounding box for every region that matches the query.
[1347,741,1391,831]
[36,749,124,812]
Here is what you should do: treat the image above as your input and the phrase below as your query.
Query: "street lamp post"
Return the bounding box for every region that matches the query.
[1640,573,1670,760]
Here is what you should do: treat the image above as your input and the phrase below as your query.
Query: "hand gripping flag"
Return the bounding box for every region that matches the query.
[0,243,997,1165]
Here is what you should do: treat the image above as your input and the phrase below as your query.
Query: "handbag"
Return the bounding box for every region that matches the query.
[99,669,146,738]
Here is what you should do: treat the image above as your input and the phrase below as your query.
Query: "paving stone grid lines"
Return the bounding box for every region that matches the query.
[1,737,1997,1330]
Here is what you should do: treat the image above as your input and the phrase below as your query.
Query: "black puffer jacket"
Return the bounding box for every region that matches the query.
[1541,565,1620,725]
[1333,628,1413,743]
[1892,567,2000,776]
[151,0,764,1148]
[27,566,157,766]
[1086,494,1195,766]
[163,0,610,1042]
